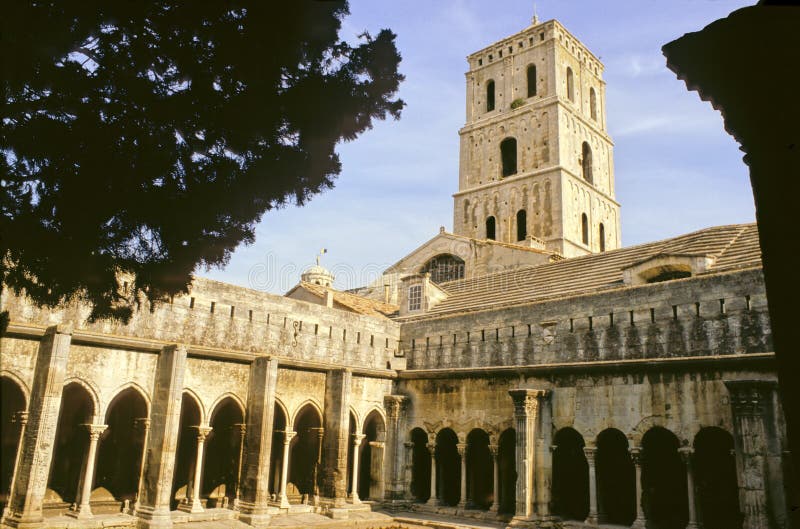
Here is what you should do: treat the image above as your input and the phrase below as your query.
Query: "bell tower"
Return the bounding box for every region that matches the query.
[452,17,620,257]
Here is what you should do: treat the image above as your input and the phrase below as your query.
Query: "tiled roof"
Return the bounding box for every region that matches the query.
[413,224,761,318]
[295,282,399,319]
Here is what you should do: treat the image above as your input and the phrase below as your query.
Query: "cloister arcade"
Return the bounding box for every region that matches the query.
[0,373,759,528]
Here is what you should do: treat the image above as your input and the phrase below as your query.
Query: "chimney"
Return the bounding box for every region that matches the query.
[325,289,334,308]
[383,284,391,304]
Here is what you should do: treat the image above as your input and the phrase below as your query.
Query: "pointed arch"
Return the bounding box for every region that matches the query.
[290,399,323,427]
[209,392,245,424]
[105,381,151,421]
[181,388,206,426]
[0,370,29,409]
[360,406,387,438]
[63,376,100,420]
[273,396,290,424]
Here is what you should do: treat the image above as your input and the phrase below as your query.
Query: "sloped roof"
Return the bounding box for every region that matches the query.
[288,282,399,319]
[409,223,761,318]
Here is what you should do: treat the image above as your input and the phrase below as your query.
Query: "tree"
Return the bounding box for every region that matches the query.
[0,1,404,325]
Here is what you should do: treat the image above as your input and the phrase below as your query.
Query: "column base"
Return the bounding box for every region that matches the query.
[508,515,536,527]
[177,498,204,514]
[134,505,173,529]
[1,511,46,529]
[584,513,599,525]
[278,493,291,510]
[350,492,361,505]
[631,517,647,529]
[686,523,700,529]
[66,504,93,520]
[425,498,438,507]
[237,502,275,529]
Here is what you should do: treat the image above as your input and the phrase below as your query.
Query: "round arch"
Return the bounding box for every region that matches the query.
[434,428,460,506]
[596,428,635,526]
[420,254,465,284]
[552,427,589,521]
[640,426,688,529]
[693,427,741,529]
[409,427,430,502]
[466,428,492,510]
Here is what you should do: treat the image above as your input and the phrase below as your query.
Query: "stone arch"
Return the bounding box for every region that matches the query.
[434,427,460,506]
[208,392,245,424]
[640,427,688,528]
[96,386,149,507]
[359,409,386,500]
[289,402,324,500]
[268,401,289,496]
[104,381,151,422]
[63,376,101,422]
[629,415,667,446]
[596,428,635,526]
[409,427,431,502]
[466,428,492,510]
[1,375,28,512]
[552,427,589,520]
[48,381,97,506]
[692,427,741,529]
[203,396,246,507]
[289,398,322,427]
[181,388,206,426]
[497,428,516,514]
[171,391,203,509]
[0,370,29,408]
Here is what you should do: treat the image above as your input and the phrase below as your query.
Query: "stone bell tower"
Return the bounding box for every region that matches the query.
[452,16,620,257]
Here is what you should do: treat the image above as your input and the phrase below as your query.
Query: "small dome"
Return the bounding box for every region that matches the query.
[302,264,334,287]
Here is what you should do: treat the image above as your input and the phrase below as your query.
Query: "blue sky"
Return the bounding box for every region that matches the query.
[204,0,757,294]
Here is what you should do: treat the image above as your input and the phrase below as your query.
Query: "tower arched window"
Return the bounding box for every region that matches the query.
[500,137,517,177]
[590,87,598,120]
[582,141,593,184]
[566,67,574,102]
[486,216,496,240]
[486,80,495,112]
[581,213,589,245]
[516,209,527,241]
[599,223,606,252]
[527,65,537,97]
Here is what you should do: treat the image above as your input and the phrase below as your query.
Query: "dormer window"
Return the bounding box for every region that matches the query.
[408,285,422,311]
[622,254,716,286]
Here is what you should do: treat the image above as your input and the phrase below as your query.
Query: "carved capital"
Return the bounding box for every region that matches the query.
[384,395,408,419]
[508,388,548,417]
[404,441,414,450]
[629,446,643,466]
[427,442,436,456]
[13,411,29,426]
[582,446,597,463]
[234,423,246,436]
[456,442,467,457]
[195,426,213,442]
[489,444,499,457]
[283,429,296,444]
[134,418,151,431]
[85,423,108,440]
[353,433,366,447]
[678,446,694,464]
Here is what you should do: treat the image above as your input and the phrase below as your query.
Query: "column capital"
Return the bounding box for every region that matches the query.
[456,442,467,456]
[84,423,108,440]
[352,433,366,445]
[383,395,408,419]
[508,388,549,417]
[403,441,414,449]
[233,423,246,435]
[134,418,151,431]
[489,444,499,457]
[13,411,29,426]
[629,446,643,465]
[582,445,597,462]
[283,429,296,443]
[426,442,436,455]
[678,446,694,463]
[195,426,213,441]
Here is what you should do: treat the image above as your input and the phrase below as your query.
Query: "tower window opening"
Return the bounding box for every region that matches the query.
[599,223,606,252]
[500,137,517,176]
[527,65,537,97]
[517,210,527,241]
[566,67,575,102]
[486,80,495,112]
[590,87,598,120]
[581,141,593,184]
[581,213,589,245]
[486,216,496,240]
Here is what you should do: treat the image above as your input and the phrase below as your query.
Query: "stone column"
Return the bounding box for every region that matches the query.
[629,447,646,529]
[350,434,365,504]
[278,430,295,509]
[383,395,408,501]
[135,344,187,529]
[583,446,598,525]
[508,388,545,521]
[68,424,108,519]
[312,427,325,505]
[725,379,787,529]
[132,418,151,513]
[426,442,438,506]
[321,369,351,505]
[233,424,246,506]
[534,390,552,519]
[679,446,699,529]
[238,356,278,527]
[179,426,212,513]
[3,324,72,529]
[403,441,414,500]
[3,412,29,521]
[489,444,499,513]
[457,442,467,509]
[370,441,386,500]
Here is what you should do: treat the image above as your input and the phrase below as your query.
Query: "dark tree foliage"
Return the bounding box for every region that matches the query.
[0,1,404,324]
